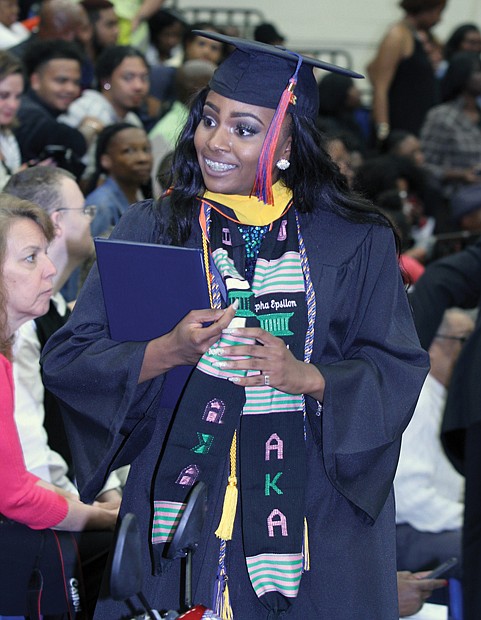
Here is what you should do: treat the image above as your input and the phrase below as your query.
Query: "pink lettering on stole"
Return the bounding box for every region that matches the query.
[267,509,288,537]
[265,433,284,461]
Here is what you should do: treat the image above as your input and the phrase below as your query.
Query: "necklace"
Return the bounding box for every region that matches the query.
[237,224,270,284]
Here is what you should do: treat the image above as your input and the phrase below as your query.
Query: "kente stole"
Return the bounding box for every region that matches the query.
[151,188,316,614]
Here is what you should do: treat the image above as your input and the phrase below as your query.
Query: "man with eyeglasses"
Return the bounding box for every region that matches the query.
[394,308,474,594]
[410,238,481,620]
[3,166,122,499]
[3,165,123,612]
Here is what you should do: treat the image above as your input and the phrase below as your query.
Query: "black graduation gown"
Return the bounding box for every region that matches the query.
[42,199,429,619]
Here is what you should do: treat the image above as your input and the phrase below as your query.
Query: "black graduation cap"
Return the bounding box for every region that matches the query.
[193,30,363,120]
[193,31,363,204]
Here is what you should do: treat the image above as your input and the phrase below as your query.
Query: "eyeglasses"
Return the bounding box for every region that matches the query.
[55,205,97,218]
[435,333,470,344]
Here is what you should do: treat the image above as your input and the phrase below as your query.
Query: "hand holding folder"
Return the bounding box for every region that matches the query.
[95,238,212,408]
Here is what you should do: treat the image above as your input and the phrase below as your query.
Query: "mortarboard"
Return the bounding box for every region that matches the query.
[194,30,363,118]
[193,31,364,204]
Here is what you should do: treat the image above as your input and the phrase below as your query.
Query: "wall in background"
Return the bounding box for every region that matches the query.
[175,0,481,80]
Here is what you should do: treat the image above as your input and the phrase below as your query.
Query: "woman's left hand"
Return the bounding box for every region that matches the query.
[214,327,325,400]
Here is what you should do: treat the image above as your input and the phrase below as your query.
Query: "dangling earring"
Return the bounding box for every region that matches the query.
[103,82,111,91]
[276,158,290,170]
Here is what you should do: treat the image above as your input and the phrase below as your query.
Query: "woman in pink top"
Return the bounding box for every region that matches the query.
[0,194,118,617]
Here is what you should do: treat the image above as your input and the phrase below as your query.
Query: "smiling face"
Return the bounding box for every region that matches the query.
[0,72,23,127]
[193,91,292,196]
[30,58,81,112]
[3,218,56,334]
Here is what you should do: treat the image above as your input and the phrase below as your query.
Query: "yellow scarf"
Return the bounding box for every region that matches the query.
[203,182,293,226]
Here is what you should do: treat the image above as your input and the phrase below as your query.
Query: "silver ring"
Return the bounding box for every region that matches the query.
[264,374,270,386]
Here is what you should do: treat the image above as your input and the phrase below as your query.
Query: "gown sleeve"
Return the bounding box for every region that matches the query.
[41,200,169,502]
[305,217,430,522]
[0,355,68,528]
[409,238,481,349]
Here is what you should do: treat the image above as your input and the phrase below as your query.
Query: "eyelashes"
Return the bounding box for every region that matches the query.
[200,115,260,137]
[235,123,259,137]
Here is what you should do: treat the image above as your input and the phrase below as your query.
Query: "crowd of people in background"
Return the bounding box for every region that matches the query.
[0,0,480,618]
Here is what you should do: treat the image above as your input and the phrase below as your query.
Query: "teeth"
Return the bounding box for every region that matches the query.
[205,158,235,172]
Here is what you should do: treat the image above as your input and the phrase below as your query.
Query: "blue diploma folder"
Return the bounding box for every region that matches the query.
[94,237,211,408]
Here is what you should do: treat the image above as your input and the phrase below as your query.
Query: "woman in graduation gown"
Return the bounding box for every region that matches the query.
[42,32,430,620]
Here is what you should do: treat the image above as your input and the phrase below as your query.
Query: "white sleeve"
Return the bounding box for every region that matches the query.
[13,321,76,493]
[394,376,464,532]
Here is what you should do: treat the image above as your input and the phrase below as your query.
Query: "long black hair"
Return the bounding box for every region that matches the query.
[440,51,481,102]
[444,23,480,62]
[159,87,397,248]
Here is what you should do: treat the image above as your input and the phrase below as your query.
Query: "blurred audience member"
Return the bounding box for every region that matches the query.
[111,0,164,52]
[382,129,446,227]
[318,72,371,154]
[0,0,29,48]
[354,154,436,267]
[254,22,286,46]
[409,238,481,620]
[145,8,188,114]
[383,129,425,165]
[376,189,427,284]
[61,44,148,134]
[9,0,94,90]
[0,49,23,188]
[0,193,118,617]
[354,153,427,220]
[4,167,123,496]
[438,23,481,77]
[150,24,224,126]
[450,184,481,233]
[80,0,120,67]
[59,44,148,178]
[153,148,173,196]
[149,58,215,172]
[9,0,89,58]
[86,122,153,236]
[421,52,481,201]
[167,22,225,68]
[395,309,474,579]
[13,39,86,175]
[146,7,187,66]
[324,133,356,188]
[367,0,447,140]
[445,23,481,59]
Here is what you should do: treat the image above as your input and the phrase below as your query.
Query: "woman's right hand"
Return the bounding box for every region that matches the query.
[36,479,120,531]
[139,304,238,383]
[55,496,119,532]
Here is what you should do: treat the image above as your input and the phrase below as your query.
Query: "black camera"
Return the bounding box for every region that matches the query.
[34,145,86,180]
